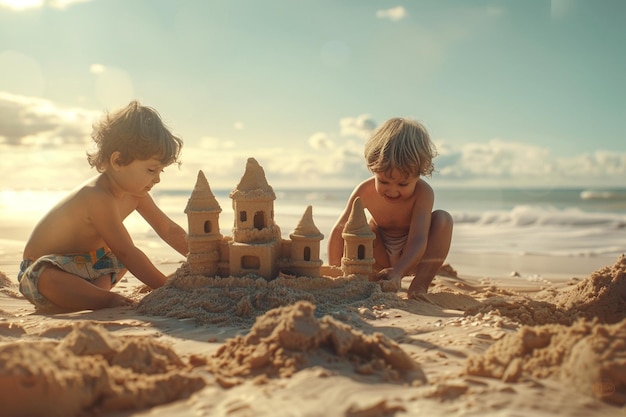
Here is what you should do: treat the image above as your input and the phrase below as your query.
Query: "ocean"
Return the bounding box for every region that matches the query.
[2,186,625,275]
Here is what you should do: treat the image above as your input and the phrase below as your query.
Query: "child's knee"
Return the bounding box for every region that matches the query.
[432,210,453,231]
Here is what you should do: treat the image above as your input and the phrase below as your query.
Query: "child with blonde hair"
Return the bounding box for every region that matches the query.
[19,100,188,311]
[328,117,453,298]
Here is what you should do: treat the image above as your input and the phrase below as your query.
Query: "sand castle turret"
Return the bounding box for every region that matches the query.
[341,197,375,278]
[227,158,282,278]
[288,205,324,277]
[185,171,223,276]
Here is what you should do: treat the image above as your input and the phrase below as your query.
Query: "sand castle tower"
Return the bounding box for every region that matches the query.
[185,171,223,276]
[288,205,324,277]
[228,158,282,278]
[341,197,375,277]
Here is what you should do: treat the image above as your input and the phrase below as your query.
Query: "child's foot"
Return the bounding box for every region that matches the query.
[407,286,428,300]
[108,293,135,308]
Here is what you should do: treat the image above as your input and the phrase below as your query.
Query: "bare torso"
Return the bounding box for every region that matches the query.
[23,175,139,260]
[356,177,431,235]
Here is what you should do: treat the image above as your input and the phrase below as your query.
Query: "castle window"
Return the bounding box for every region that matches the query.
[240,211,247,222]
[254,211,265,230]
[304,246,311,261]
[241,255,260,270]
[204,220,212,233]
[358,244,365,259]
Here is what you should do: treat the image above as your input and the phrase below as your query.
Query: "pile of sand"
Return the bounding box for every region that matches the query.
[464,256,626,326]
[0,270,11,288]
[463,256,626,406]
[203,300,426,388]
[556,254,626,324]
[0,322,205,417]
[465,318,626,405]
[137,271,406,326]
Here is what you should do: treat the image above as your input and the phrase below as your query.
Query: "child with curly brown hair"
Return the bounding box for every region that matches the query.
[19,100,188,311]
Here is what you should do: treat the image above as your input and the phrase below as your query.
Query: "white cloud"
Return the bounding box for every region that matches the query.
[308,132,334,150]
[376,6,407,22]
[0,92,99,147]
[339,114,377,140]
[433,139,626,187]
[2,97,625,191]
[198,136,236,150]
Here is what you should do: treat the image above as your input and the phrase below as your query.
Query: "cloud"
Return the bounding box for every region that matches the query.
[198,136,236,150]
[339,114,377,140]
[2,97,625,191]
[308,132,334,150]
[433,139,626,187]
[0,92,99,147]
[376,6,407,21]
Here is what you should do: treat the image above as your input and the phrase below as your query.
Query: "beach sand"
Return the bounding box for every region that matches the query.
[1,233,625,416]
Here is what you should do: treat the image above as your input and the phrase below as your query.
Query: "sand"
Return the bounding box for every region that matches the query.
[1,253,625,416]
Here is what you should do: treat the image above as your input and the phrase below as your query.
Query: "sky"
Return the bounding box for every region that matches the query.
[0,0,625,192]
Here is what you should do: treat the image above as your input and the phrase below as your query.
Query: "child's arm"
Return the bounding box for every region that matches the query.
[136,194,188,256]
[89,193,169,288]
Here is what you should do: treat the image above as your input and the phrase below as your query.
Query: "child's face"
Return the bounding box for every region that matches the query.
[117,157,165,196]
[373,169,420,203]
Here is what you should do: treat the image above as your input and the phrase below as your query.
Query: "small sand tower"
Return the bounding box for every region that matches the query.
[228,158,282,278]
[185,171,223,276]
[288,205,324,277]
[341,197,375,278]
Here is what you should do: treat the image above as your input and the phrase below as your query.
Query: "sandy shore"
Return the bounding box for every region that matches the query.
[0,237,625,416]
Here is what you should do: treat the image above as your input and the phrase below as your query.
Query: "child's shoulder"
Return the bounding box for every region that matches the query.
[68,177,114,204]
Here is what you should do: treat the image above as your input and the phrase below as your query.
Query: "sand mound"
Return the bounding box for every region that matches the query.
[137,271,406,326]
[556,254,626,324]
[465,318,626,406]
[0,270,11,288]
[465,256,626,326]
[203,301,426,388]
[0,322,206,417]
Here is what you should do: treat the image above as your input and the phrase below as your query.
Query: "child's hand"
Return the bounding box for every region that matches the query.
[372,267,393,281]
[373,268,404,291]
[108,293,136,308]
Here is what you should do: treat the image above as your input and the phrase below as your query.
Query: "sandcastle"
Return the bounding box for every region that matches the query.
[183,157,375,279]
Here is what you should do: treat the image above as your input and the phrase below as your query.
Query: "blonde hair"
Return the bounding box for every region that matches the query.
[364,117,436,178]
[87,100,183,172]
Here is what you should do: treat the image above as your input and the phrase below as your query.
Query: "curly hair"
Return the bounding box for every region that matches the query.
[87,100,183,172]
[364,117,437,178]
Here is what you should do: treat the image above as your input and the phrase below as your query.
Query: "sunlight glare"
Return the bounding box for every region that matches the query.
[0,0,44,10]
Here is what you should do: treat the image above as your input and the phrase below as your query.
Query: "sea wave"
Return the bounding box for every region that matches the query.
[452,205,626,229]
[580,190,626,200]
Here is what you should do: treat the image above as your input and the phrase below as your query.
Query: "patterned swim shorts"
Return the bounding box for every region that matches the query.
[18,247,125,309]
